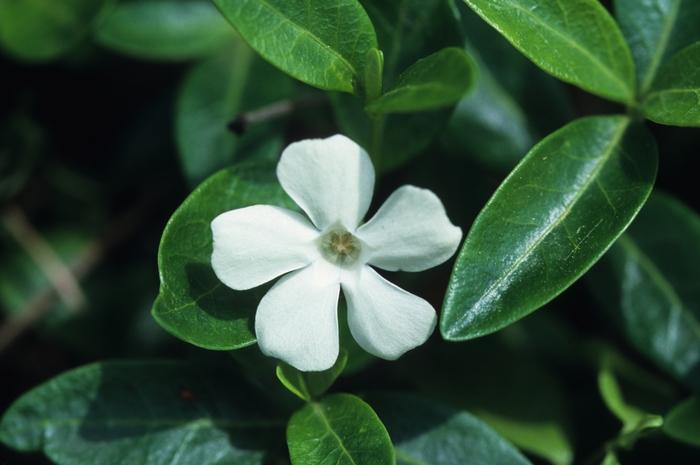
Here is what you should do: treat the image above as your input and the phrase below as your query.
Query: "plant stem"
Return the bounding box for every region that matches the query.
[370,114,386,170]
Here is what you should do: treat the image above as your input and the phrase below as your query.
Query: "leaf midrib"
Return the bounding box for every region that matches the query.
[641,0,682,92]
[311,402,359,465]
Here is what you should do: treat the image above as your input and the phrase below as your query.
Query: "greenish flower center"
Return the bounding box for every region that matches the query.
[319,228,361,266]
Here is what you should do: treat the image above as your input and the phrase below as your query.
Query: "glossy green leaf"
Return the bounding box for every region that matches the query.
[367,393,533,465]
[0,360,280,465]
[0,0,111,61]
[96,0,233,60]
[366,47,475,114]
[643,42,700,127]
[276,351,348,401]
[462,0,636,103]
[212,0,377,93]
[442,116,658,341]
[152,162,295,350]
[664,397,700,447]
[614,0,700,92]
[589,193,700,390]
[286,393,394,465]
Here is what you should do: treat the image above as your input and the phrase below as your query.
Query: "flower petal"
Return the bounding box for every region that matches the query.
[277,134,375,230]
[255,260,341,371]
[211,205,320,291]
[356,185,462,272]
[342,266,436,360]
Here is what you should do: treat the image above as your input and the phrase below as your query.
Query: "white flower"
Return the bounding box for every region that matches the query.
[211,134,462,371]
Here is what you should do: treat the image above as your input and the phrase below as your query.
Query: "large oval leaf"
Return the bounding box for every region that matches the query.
[441,115,658,341]
[367,393,533,465]
[642,42,700,127]
[0,0,111,61]
[152,162,295,350]
[95,0,233,60]
[614,0,700,92]
[0,360,280,465]
[212,0,377,93]
[461,0,636,103]
[588,193,700,390]
[286,393,394,465]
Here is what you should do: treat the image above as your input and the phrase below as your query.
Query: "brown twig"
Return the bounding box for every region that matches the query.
[227,94,327,135]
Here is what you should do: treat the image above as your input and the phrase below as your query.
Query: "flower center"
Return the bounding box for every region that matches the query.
[319,228,361,266]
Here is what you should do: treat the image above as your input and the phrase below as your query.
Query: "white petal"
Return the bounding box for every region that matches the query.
[255,260,341,371]
[277,134,375,230]
[342,266,436,360]
[211,205,320,291]
[356,185,462,272]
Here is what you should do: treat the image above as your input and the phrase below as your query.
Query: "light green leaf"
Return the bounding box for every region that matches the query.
[152,162,295,350]
[588,193,700,390]
[601,452,620,465]
[367,393,533,465]
[212,0,377,93]
[366,47,475,114]
[287,393,394,465]
[0,360,280,465]
[95,0,233,60]
[0,0,111,61]
[276,351,348,401]
[664,397,700,447]
[442,116,658,341]
[462,0,636,103]
[614,0,700,93]
[643,42,700,127]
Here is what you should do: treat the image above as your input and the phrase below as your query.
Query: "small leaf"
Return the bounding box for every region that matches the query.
[366,47,475,114]
[276,351,348,402]
[643,42,700,127]
[0,360,280,464]
[286,393,394,465]
[95,0,233,60]
[442,116,658,341]
[664,397,700,447]
[213,0,377,93]
[461,0,636,103]
[0,0,112,61]
[152,162,295,350]
[614,0,700,92]
[367,393,533,465]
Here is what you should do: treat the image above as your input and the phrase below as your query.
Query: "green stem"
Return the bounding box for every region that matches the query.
[370,114,385,171]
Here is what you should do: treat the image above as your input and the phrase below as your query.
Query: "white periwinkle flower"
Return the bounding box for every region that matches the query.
[211,134,462,371]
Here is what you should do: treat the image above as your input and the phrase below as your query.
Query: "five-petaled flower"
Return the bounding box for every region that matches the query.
[211,135,462,371]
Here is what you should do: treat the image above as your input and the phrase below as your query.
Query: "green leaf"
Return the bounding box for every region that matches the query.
[175,42,295,185]
[664,397,700,447]
[461,0,636,103]
[95,0,234,60]
[0,0,111,61]
[588,193,700,390]
[276,351,348,401]
[0,360,280,464]
[286,393,394,465]
[366,47,475,114]
[614,0,700,93]
[152,162,295,350]
[212,0,377,93]
[642,42,700,127]
[367,393,533,465]
[442,115,658,341]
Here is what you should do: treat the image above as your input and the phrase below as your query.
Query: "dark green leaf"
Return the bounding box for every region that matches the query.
[643,42,700,127]
[588,193,700,390]
[152,162,295,350]
[276,351,348,401]
[614,0,700,93]
[96,0,233,60]
[0,0,111,61]
[287,393,394,465]
[664,397,700,447]
[442,116,658,341]
[462,0,636,103]
[366,47,475,114]
[212,0,377,93]
[367,393,533,465]
[0,360,281,465]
